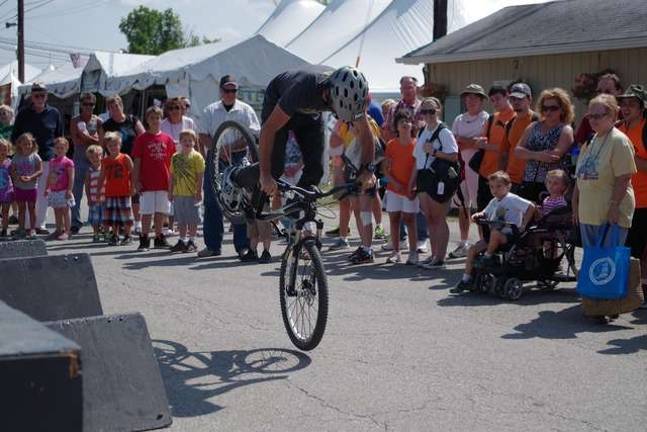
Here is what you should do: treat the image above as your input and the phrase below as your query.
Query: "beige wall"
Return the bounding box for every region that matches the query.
[425,47,647,121]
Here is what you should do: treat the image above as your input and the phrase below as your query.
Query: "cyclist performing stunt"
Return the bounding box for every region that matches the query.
[211,66,377,350]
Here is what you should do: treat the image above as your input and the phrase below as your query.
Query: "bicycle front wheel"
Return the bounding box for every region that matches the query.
[279,239,329,351]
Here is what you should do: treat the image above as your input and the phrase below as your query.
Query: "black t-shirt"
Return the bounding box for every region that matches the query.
[11,105,63,161]
[101,115,139,156]
[263,70,331,120]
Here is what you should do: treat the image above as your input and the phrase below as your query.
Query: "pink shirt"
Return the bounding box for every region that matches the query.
[48,156,74,192]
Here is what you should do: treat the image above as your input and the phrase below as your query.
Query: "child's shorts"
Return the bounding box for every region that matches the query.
[0,190,14,204]
[14,188,36,203]
[48,190,75,209]
[385,190,419,213]
[140,191,170,215]
[88,204,103,226]
[173,196,201,225]
[103,196,133,226]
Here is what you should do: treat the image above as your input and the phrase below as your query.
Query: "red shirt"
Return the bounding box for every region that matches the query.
[132,132,175,192]
[103,153,132,198]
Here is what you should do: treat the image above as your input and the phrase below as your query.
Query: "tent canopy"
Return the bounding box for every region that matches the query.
[82,52,154,94]
[0,61,41,86]
[256,0,325,47]
[20,62,83,99]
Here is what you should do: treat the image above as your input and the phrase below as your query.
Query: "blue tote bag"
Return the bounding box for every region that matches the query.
[577,225,630,300]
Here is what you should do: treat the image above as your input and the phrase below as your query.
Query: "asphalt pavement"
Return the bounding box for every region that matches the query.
[44,216,647,432]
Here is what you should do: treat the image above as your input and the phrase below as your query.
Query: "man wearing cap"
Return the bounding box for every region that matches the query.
[197,74,259,258]
[11,82,64,234]
[499,82,539,192]
[448,83,489,258]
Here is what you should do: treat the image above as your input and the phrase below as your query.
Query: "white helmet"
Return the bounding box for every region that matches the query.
[329,66,369,122]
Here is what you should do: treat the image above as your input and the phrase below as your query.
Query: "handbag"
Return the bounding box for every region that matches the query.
[577,224,631,300]
[416,124,460,202]
[582,257,644,316]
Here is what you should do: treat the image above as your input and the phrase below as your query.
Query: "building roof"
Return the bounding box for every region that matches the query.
[399,0,647,65]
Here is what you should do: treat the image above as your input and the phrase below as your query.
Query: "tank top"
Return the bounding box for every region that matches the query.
[523,122,567,183]
[103,154,131,197]
[102,115,138,156]
[87,165,105,203]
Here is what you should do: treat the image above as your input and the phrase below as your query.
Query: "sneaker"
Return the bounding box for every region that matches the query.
[350,248,374,264]
[120,235,133,246]
[137,235,150,251]
[35,227,50,235]
[406,251,419,265]
[416,239,428,254]
[258,250,272,263]
[46,230,61,241]
[108,235,119,246]
[420,259,446,270]
[386,251,401,263]
[154,234,171,249]
[8,215,18,224]
[70,226,80,235]
[329,237,350,251]
[240,249,258,262]
[325,226,340,237]
[381,240,406,251]
[92,234,101,243]
[133,222,142,234]
[197,247,221,257]
[374,225,386,240]
[450,279,473,294]
[170,240,188,253]
[185,239,197,253]
[163,228,175,237]
[448,243,469,259]
[348,246,364,261]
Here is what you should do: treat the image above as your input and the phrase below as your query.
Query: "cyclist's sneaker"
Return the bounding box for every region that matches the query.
[374,224,385,240]
[406,251,419,265]
[350,248,374,264]
[448,242,469,259]
[240,249,259,262]
[348,246,364,261]
[185,239,197,253]
[154,234,171,249]
[325,226,340,237]
[386,251,401,263]
[450,279,473,293]
[170,239,187,253]
[137,235,150,251]
[329,237,350,251]
[258,249,272,263]
[120,235,133,246]
[108,234,119,246]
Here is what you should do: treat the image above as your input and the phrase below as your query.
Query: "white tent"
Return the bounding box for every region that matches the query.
[255,0,325,47]
[81,52,154,95]
[20,62,83,99]
[285,0,392,64]
[0,61,41,86]
[102,35,318,121]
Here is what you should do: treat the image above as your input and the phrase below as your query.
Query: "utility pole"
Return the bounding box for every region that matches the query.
[433,0,448,41]
[17,0,24,82]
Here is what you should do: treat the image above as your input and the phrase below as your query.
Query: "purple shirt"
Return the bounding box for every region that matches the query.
[0,159,13,202]
[541,195,567,216]
[48,156,74,192]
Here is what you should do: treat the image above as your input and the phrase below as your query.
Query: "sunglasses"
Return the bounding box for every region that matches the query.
[420,108,436,115]
[587,112,608,120]
[541,105,560,112]
[222,89,237,94]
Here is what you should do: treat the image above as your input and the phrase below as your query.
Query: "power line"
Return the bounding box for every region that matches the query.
[4,0,55,20]
[29,0,109,20]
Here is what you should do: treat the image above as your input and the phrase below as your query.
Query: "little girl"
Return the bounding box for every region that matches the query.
[539,169,569,217]
[46,137,75,240]
[11,133,42,238]
[85,145,105,242]
[0,139,14,237]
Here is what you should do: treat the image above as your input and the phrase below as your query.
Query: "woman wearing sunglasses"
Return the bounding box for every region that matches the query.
[514,88,574,203]
[161,97,195,151]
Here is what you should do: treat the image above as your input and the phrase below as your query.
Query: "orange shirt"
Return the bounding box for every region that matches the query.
[479,107,516,178]
[619,118,647,208]
[385,138,416,193]
[103,153,132,198]
[501,110,538,184]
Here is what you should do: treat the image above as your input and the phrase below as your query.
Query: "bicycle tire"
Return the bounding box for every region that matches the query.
[279,239,329,351]
[207,120,259,223]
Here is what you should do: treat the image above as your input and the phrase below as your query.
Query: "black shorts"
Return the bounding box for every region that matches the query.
[627,207,647,258]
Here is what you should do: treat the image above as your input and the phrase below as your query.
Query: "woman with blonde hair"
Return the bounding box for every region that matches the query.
[514,88,574,202]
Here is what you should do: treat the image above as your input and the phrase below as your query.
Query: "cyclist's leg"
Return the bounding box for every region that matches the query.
[292,115,324,188]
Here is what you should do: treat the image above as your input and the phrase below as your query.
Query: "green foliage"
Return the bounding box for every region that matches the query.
[119,6,217,55]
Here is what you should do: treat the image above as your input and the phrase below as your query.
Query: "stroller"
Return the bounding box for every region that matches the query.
[471,205,579,301]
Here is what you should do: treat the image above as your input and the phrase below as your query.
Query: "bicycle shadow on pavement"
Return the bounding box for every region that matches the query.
[152,339,311,418]
[500,304,631,340]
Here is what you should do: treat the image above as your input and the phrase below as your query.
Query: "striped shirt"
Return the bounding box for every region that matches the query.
[87,165,105,203]
[541,195,567,216]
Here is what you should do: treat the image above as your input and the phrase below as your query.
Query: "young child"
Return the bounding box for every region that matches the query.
[0,139,14,237]
[84,145,105,242]
[132,106,175,251]
[100,132,134,245]
[451,171,535,293]
[11,133,42,238]
[168,130,204,253]
[242,208,273,263]
[384,110,419,264]
[46,137,75,240]
[538,169,569,217]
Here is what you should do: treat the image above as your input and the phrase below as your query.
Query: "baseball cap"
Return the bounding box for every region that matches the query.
[219,75,238,89]
[31,82,47,93]
[460,83,487,99]
[509,83,532,99]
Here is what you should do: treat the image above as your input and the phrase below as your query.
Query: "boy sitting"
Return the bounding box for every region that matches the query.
[451,171,535,293]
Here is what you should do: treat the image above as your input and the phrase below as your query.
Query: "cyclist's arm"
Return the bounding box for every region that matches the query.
[259,105,290,179]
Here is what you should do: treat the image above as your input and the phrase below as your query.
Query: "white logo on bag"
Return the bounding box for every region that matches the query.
[589,257,616,286]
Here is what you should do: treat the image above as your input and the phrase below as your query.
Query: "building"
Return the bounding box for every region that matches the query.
[398,0,647,123]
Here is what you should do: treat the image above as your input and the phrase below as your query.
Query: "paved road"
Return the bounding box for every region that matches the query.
[46,218,646,432]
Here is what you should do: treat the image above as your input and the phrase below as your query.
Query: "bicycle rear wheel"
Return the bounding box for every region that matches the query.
[207,120,259,223]
[279,239,329,351]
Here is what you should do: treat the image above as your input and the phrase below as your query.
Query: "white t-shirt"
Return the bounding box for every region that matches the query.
[198,99,260,137]
[451,110,489,161]
[161,116,195,151]
[413,124,458,170]
[483,192,532,228]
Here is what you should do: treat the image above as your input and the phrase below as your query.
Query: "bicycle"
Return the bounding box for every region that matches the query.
[208,120,357,351]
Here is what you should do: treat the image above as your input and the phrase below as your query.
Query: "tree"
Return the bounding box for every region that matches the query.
[119,6,215,55]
